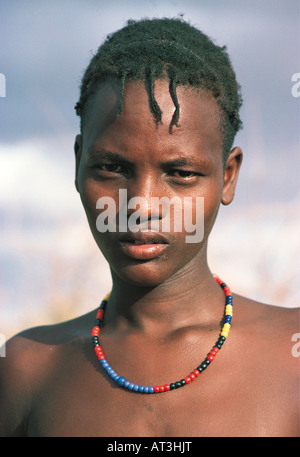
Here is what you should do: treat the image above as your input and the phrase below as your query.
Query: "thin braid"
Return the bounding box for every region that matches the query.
[169,78,180,128]
[118,71,128,114]
[148,68,162,123]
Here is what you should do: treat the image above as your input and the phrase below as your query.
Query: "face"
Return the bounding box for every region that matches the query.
[75,79,242,287]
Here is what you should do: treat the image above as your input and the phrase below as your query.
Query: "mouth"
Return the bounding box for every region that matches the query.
[118,232,169,260]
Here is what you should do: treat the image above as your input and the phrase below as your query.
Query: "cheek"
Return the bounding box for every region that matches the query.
[203,195,222,233]
[182,185,222,242]
[79,179,113,247]
[79,175,118,218]
[202,177,223,230]
[79,181,100,235]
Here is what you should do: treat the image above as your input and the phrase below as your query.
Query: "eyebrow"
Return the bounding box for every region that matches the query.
[161,157,201,168]
[85,149,132,164]
[160,155,213,170]
[86,149,212,168]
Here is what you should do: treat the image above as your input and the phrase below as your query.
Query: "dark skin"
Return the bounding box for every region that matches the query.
[0,80,299,437]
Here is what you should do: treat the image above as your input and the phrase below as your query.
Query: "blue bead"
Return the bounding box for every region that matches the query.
[124,380,130,388]
[133,384,139,391]
[117,376,126,386]
[148,387,154,393]
[138,386,144,392]
[128,383,134,390]
[143,386,149,393]
[100,358,107,365]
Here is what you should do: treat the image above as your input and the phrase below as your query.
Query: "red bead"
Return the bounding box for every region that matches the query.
[207,355,214,362]
[94,347,105,360]
[97,309,104,319]
[164,384,170,391]
[189,373,196,381]
[159,385,165,392]
[92,327,100,336]
[154,386,160,393]
[209,350,217,357]
[193,370,200,376]
[214,275,222,284]
[213,347,219,353]
[224,286,232,296]
[184,376,191,383]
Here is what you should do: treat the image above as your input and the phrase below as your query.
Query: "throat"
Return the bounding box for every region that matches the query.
[104,269,226,334]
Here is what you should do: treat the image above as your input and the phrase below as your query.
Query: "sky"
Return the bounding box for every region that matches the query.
[0,0,299,338]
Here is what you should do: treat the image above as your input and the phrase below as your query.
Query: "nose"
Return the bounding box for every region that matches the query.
[124,174,163,227]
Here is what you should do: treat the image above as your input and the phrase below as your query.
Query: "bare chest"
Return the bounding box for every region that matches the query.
[28,357,296,437]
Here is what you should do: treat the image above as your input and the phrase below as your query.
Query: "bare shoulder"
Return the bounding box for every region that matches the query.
[234,293,300,374]
[0,310,94,437]
[235,293,299,334]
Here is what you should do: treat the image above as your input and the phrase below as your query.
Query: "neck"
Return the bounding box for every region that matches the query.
[105,258,226,336]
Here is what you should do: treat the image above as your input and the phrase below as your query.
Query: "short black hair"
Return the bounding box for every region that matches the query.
[75,17,243,162]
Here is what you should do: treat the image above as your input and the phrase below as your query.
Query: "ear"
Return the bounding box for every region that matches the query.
[221,147,243,205]
[74,134,83,192]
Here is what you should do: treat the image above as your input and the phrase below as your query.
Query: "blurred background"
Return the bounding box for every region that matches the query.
[1,0,299,340]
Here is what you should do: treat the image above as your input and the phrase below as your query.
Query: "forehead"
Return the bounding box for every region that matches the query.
[83,79,223,159]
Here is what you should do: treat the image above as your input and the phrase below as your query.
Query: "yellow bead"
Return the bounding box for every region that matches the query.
[221,330,229,337]
[225,306,233,316]
[223,323,231,331]
[103,291,111,301]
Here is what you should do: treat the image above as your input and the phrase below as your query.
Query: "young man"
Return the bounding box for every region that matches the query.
[0,18,299,438]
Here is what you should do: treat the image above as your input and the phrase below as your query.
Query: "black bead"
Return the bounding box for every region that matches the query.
[219,336,226,342]
[175,381,182,389]
[92,336,99,346]
[200,362,207,370]
[170,383,176,390]
[197,366,203,372]
[180,379,186,386]
[204,358,210,365]
[216,343,222,349]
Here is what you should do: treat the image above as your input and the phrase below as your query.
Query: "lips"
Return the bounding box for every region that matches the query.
[118,231,169,260]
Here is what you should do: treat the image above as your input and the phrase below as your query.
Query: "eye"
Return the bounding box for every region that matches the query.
[166,168,204,186]
[100,164,123,172]
[172,170,196,178]
[94,163,127,176]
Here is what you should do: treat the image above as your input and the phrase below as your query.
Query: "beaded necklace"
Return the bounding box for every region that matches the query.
[91,275,233,393]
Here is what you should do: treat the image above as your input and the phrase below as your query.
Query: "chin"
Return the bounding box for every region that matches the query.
[110,260,172,288]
